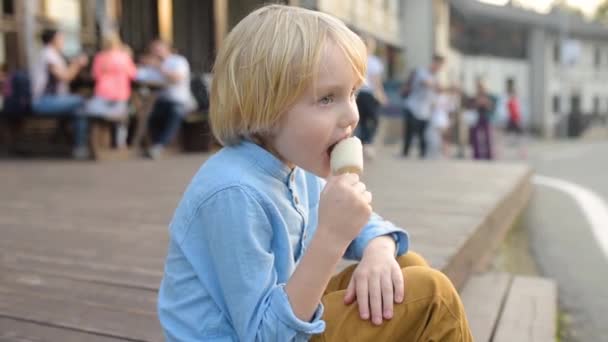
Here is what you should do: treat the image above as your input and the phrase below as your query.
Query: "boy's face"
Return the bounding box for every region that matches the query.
[269,42,360,178]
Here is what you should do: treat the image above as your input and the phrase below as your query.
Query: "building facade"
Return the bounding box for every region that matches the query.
[449,0,608,137]
[305,0,403,79]
[396,0,608,137]
[1,0,402,77]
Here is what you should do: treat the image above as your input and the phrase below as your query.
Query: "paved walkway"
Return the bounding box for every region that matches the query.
[0,151,531,341]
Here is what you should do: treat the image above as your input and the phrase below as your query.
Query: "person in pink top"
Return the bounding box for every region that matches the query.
[505,79,526,158]
[85,33,136,147]
[506,80,522,134]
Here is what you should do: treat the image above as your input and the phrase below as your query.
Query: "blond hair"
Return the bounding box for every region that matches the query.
[102,33,123,50]
[210,4,367,146]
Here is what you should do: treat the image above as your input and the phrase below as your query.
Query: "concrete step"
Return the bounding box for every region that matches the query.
[461,272,558,342]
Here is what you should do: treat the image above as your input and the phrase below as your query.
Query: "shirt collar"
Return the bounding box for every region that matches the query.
[238,140,293,182]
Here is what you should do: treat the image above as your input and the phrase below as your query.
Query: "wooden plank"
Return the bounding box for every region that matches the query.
[1,251,161,290]
[493,276,557,342]
[0,220,167,261]
[0,286,162,342]
[0,269,157,314]
[461,272,512,342]
[0,317,128,342]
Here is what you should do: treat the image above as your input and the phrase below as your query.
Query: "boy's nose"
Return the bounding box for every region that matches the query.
[341,103,359,129]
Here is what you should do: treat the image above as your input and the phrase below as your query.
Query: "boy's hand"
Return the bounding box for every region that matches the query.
[318,173,372,245]
[344,236,404,326]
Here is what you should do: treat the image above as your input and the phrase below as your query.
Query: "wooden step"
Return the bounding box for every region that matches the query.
[0,317,127,342]
[493,275,557,342]
[460,272,512,342]
[461,272,557,342]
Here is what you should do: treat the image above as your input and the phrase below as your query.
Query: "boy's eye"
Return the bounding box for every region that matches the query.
[320,95,334,105]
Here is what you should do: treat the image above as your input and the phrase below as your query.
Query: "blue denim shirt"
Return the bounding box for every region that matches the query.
[157,141,409,341]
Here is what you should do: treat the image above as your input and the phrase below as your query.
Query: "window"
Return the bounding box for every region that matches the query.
[449,6,526,59]
[570,95,581,114]
[506,77,515,93]
[42,0,86,55]
[553,95,561,114]
[2,0,14,16]
[594,96,600,114]
[554,43,561,63]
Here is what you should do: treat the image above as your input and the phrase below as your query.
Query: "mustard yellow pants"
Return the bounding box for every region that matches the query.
[311,252,473,341]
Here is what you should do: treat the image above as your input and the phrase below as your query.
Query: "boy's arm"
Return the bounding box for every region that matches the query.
[177,187,325,341]
[285,223,348,320]
[343,213,409,260]
[316,178,408,261]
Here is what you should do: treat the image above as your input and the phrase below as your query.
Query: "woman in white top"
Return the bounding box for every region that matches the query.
[31,28,90,158]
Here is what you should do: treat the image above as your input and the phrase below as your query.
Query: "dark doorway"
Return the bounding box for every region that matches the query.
[172,0,215,73]
[119,0,159,56]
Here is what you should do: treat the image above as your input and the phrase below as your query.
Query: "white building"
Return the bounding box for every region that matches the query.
[310,0,404,79]
[401,0,608,138]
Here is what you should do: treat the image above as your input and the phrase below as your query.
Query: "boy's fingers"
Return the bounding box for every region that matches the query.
[369,277,383,326]
[352,182,366,194]
[344,278,356,305]
[381,272,394,320]
[392,265,405,303]
[356,278,369,320]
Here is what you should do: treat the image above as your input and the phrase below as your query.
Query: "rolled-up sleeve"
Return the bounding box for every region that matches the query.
[177,186,325,341]
[343,213,410,260]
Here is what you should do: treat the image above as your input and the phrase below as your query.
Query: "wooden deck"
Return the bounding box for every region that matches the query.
[0,152,531,341]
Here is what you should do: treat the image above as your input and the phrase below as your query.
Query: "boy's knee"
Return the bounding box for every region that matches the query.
[402,267,461,309]
[396,251,430,268]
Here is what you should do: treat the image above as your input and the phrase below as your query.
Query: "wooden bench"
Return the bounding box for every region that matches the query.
[0,113,129,160]
[88,116,131,161]
[0,113,74,157]
[181,111,215,152]
[461,272,557,342]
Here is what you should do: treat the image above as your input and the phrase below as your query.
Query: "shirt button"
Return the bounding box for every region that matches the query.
[294,195,300,205]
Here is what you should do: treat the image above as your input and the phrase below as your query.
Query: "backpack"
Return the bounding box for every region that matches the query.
[190,74,210,112]
[2,70,32,115]
[400,69,418,99]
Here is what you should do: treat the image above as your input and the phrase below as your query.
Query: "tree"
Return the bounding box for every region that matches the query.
[552,0,585,18]
[595,0,608,23]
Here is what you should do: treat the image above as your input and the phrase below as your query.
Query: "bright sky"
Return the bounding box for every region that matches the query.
[478,0,603,16]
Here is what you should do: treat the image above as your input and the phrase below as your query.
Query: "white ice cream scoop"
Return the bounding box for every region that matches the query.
[330,137,364,175]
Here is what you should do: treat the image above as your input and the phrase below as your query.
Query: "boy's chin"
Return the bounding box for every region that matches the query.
[301,164,331,179]
[315,164,332,179]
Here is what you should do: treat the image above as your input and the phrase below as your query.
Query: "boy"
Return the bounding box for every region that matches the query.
[158,5,472,341]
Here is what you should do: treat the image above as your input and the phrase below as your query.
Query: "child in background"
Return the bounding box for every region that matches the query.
[426,92,454,159]
[157,5,472,341]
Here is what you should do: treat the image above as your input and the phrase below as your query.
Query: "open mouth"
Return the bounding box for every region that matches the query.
[327,142,338,157]
[327,135,351,158]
